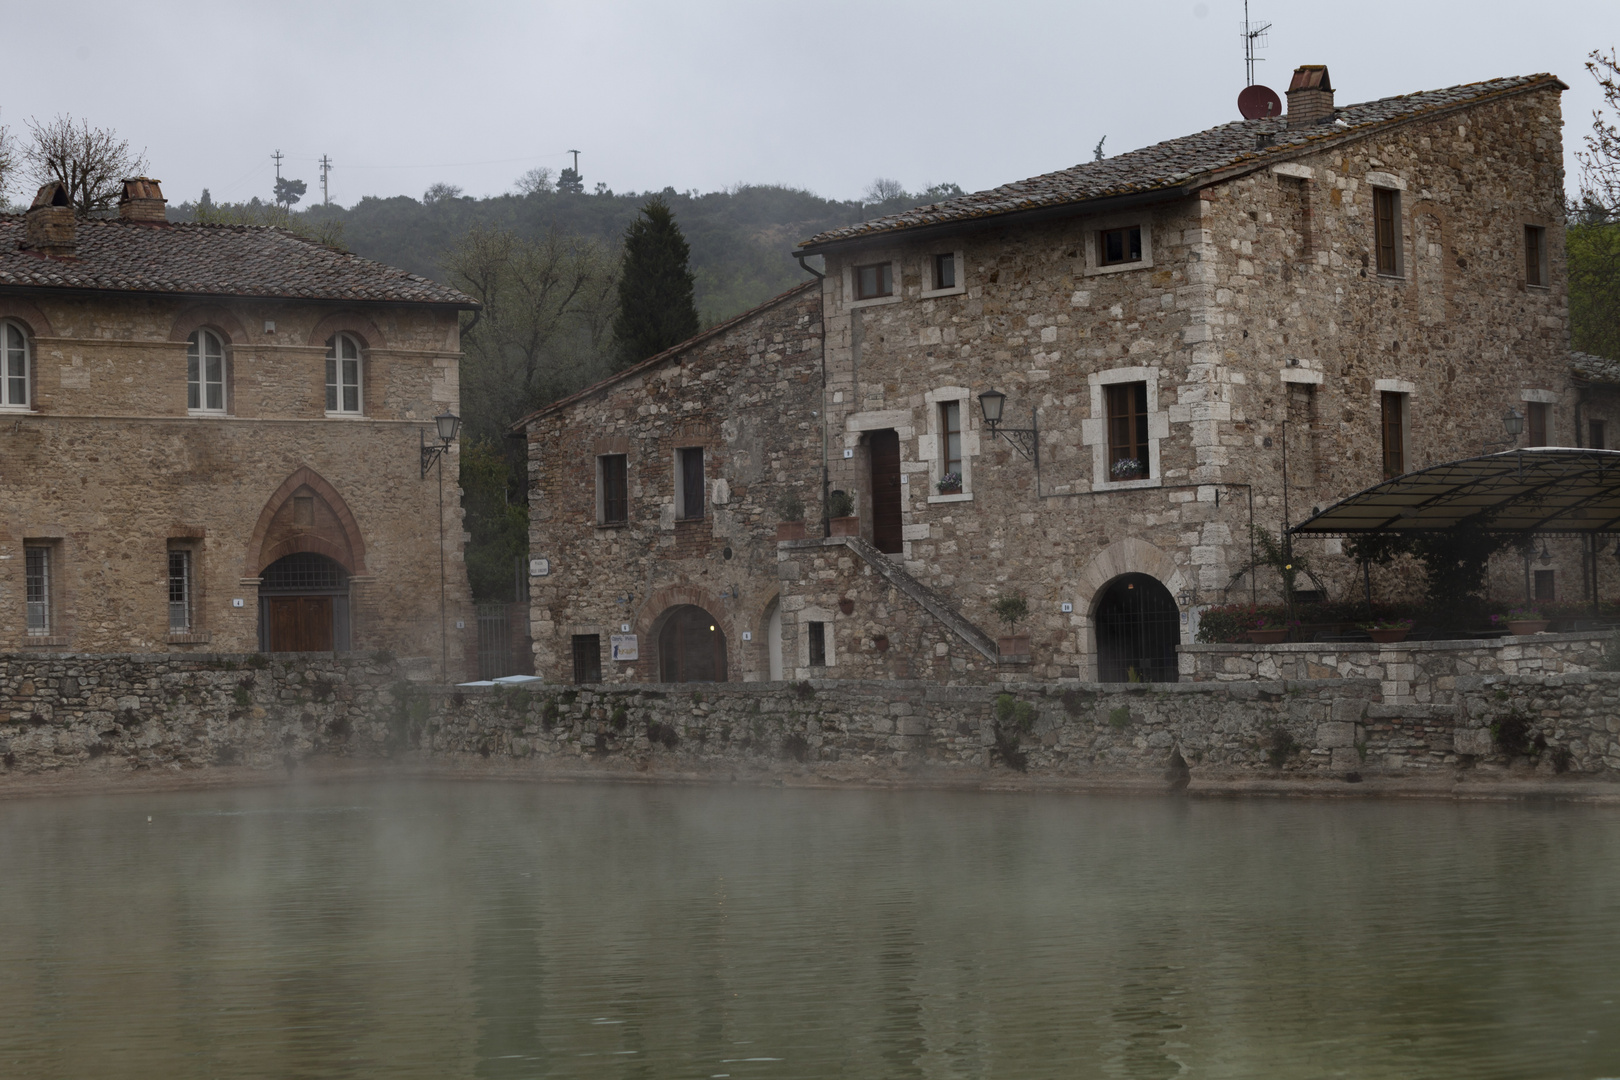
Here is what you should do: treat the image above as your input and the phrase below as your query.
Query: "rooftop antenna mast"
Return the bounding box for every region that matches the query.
[1242,0,1271,87]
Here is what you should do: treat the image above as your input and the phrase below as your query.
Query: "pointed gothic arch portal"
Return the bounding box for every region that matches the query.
[1093,574,1180,683]
[657,605,728,683]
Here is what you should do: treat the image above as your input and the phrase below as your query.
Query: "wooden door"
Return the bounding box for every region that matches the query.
[869,429,903,554]
[268,596,334,652]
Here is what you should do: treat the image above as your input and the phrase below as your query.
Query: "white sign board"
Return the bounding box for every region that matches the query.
[530,558,550,577]
[610,634,639,661]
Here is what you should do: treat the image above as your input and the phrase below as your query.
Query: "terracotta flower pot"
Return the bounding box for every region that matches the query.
[775,521,807,542]
[998,634,1031,657]
[1367,627,1411,643]
[829,516,859,536]
[1247,628,1289,644]
[1507,619,1550,636]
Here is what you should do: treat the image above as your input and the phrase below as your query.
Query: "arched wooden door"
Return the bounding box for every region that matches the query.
[657,605,728,682]
[1093,573,1179,683]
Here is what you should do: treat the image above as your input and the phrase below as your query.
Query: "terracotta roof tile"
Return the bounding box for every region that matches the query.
[0,217,478,307]
[801,74,1564,250]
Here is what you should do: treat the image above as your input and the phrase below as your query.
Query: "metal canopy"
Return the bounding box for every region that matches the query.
[1289,448,1620,537]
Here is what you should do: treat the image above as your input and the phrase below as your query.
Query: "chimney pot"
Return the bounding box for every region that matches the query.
[118,177,167,223]
[23,181,76,256]
[1286,65,1335,128]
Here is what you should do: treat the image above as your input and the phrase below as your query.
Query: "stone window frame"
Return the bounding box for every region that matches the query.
[595,452,630,528]
[918,385,978,503]
[1083,366,1168,491]
[1374,379,1415,475]
[186,328,230,416]
[842,255,903,310]
[1366,171,1408,281]
[166,536,210,644]
[0,318,32,412]
[1523,222,1550,291]
[1521,388,1560,447]
[794,605,837,671]
[919,248,967,299]
[324,332,366,417]
[1082,213,1155,277]
[21,535,69,647]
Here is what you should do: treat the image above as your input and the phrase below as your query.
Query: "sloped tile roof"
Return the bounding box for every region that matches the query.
[801,73,1564,250]
[1572,351,1620,384]
[0,217,477,307]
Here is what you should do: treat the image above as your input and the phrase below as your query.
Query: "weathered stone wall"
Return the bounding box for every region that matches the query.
[523,284,824,684]
[6,648,1620,790]
[0,293,472,670]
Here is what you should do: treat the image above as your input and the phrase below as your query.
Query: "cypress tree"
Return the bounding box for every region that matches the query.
[613,196,700,368]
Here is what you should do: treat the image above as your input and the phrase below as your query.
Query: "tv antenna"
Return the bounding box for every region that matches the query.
[1241,0,1270,86]
[319,155,333,206]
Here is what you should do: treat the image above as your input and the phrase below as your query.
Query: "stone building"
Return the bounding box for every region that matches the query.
[523,66,1574,685]
[0,179,478,674]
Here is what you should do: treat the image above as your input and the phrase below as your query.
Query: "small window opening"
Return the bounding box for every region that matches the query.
[1373,188,1401,276]
[1524,225,1548,288]
[168,550,192,632]
[25,545,51,635]
[676,447,704,520]
[1526,402,1549,448]
[599,454,628,524]
[940,401,963,481]
[572,634,602,683]
[1534,569,1556,603]
[1098,226,1143,266]
[1381,391,1407,478]
[1590,419,1606,450]
[807,621,827,667]
[932,253,956,290]
[854,262,893,300]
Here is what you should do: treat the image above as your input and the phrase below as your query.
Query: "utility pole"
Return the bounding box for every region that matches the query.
[569,149,580,173]
[272,149,284,183]
[319,155,332,207]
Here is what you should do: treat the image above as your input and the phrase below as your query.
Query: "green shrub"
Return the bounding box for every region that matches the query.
[994,693,1037,732]
[1108,706,1131,729]
[827,490,855,518]
[1266,727,1298,767]
[990,593,1029,630]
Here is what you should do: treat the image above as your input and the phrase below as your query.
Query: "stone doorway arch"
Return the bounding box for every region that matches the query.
[656,605,729,683]
[1075,538,1190,681]
[1092,574,1180,682]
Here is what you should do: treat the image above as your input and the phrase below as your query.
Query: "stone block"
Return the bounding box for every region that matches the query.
[1454,728,1494,756]
[1316,721,1357,748]
[1330,747,1362,770]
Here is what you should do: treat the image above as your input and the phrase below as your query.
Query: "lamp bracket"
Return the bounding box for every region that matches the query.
[986,407,1040,464]
[421,428,453,479]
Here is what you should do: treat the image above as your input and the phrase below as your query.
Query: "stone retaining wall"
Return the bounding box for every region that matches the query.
[4,651,1620,791]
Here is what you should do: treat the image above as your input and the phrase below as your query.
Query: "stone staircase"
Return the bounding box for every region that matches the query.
[837,536,1002,661]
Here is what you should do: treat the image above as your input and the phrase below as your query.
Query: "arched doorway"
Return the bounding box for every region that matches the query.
[1093,573,1179,683]
[258,553,351,652]
[658,605,728,682]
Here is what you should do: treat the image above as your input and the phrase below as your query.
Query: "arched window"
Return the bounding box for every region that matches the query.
[186,329,226,412]
[326,333,363,414]
[1,320,29,409]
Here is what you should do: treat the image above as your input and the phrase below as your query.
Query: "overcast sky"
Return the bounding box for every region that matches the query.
[2,1,1613,208]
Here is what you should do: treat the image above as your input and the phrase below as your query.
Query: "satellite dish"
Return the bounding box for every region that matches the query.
[1238,84,1283,120]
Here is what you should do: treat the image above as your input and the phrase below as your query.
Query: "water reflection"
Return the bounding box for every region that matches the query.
[0,784,1618,1078]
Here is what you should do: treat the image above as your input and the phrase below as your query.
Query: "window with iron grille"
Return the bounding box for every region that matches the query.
[854,262,893,300]
[1,320,29,409]
[168,550,192,632]
[1373,188,1401,276]
[1106,382,1150,480]
[1381,392,1407,478]
[572,634,601,684]
[1098,226,1143,267]
[599,454,628,524]
[325,333,363,414]
[807,621,826,667]
[1524,225,1548,288]
[259,552,347,592]
[25,545,50,635]
[1526,402,1549,447]
[187,329,226,412]
[940,401,962,480]
[676,447,704,520]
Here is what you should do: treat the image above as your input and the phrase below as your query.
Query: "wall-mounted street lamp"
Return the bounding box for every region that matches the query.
[1485,408,1525,455]
[978,389,1039,465]
[420,410,461,681]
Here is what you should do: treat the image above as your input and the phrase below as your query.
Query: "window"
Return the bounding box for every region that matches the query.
[1098,226,1143,267]
[187,329,225,412]
[1591,420,1606,450]
[932,253,956,291]
[854,262,893,300]
[599,454,628,524]
[25,545,50,635]
[1106,382,1150,480]
[572,634,602,684]
[940,401,962,480]
[807,621,827,667]
[1534,569,1556,603]
[1526,402,1549,447]
[1381,391,1407,477]
[1525,225,1548,288]
[325,333,363,414]
[1,320,28,409]
[676,447,704,520]
[1373,188,1401,276]
[168,550,192,632]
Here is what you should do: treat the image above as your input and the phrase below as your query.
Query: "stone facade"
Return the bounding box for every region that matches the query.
[525,69,1576,686]
[0,182,476,674]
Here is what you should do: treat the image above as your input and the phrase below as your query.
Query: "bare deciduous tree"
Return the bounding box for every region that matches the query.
[1578,48,1620,219]
[862,177,906,203]
[0,111,17,203]
[24,114,148,216]
[514,166,554,196]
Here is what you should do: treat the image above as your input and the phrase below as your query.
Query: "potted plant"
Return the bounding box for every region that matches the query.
[1110,457,1146,482]
[775,491,806,542]
[1504,606,1550,636]
[936,471,963,496]
[827,489,858,536]
[1246,613,1290,644]
[1360,616,1414,643]
[991,593,1031,657]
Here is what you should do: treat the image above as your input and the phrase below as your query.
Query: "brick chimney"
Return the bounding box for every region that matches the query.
[118,177,167,222]
[1286,65,1335,127]
[23,181,76,256]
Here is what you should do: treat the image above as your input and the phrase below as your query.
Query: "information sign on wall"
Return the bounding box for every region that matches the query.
[610,634,639,661]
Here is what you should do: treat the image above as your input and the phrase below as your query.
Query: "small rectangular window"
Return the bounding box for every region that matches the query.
[677,447,704,520]
[1524,225,1548,287]
[1374,188,1401,276]
[572,634,602,684]
[1526,402,1549,447]
[25,545,50,635]
[1534,569,1556,603]
[940,401,962,480]
[807,621,826,667]
[599,454,628,524]
[1105,382,1149,480]
[1381,391,1407,478]
[854,262,893,300]
[1591,419,1606,450]
[932,253,956,290]
[168,550,192,632]
[1098,226,1143,266]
